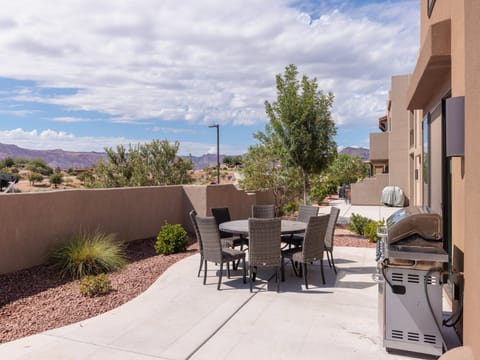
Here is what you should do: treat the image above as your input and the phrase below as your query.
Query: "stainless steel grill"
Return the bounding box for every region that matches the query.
[376,206,448,356]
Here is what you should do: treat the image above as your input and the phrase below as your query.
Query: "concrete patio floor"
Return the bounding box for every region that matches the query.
[0,246,442,360]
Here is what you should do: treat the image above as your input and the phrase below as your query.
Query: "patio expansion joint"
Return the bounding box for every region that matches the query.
[42,333,174,360]
[185,278,271,359]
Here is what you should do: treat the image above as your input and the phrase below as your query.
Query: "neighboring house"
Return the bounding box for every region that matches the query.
[351,75,414,205]
[406,0,480,355]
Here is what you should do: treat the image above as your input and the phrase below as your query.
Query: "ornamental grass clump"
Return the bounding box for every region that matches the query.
[80,273,112,297]
[155,223,188,255]
[50,230,126,279]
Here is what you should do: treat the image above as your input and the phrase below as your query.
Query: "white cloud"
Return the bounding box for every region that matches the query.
[0,0,419,132]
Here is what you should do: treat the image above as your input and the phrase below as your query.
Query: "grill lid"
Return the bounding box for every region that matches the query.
[386,206,442,244]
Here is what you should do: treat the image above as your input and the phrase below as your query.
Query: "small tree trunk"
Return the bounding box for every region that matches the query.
[303,170,308,205]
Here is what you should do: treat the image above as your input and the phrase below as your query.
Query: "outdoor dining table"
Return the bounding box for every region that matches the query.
[219,219,306,236]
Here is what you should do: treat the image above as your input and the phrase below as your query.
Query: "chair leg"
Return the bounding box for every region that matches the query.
[203,260,208,285]
[326,251,332,268]
[320,259,325,284]
[276,266,280,293]
[227,262,231,278]
[290,259,299,277]
[329,251,337,274]
[198,254,204,277]
[249,266,254,293]
[303,263,308,289]
[218,262,223,290]
[281,257,285,282]
[242,257,246,284]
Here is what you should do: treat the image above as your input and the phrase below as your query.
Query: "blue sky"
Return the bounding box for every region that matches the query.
[0,0,419,156]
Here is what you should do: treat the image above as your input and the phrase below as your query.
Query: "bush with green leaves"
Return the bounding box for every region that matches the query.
[282,201,299,216]
[347,213,372,236]
[362,219,385,243]
[49,172,63,188]
[50,230,127,279]
[155,223,188,255]
[80,273,112,297]
[28,172,44,186]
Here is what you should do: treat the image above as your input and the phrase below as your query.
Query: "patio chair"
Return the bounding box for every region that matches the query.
[190,210,235,277]
[324,207,340,274]
[282,204,319,249]
[195,215,246,290]
[281,214,329,288]
[248,218,282,292]
[251,204,275,219]
[211,207,248,250]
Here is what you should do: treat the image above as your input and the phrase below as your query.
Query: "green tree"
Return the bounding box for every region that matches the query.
[223,156,234,167]
[49,172,63,188]
[239,139,302,215]
[88,139,193,188]
[0,157,15,168]
[264,64,337,204]
[326,153,368,187]
[25,158,53,176]
[28,172,44,186]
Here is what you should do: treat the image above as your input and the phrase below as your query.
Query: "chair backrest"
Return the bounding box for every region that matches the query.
[252,204,275,219]
[302,215,330,262]
[189,209,203,251]
[297,205,319,223]
[248,218,281,267]
[196,216,223,263]
[324,207,340,250]
[211,207,232,238]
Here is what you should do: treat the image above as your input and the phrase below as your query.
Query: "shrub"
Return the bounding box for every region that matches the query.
[28,172,44,186]
[282,202,299,216]
[80,274,112,297]
[50,230,127,279]
[49,172,63,188]
[155,223,188,255]
[363,219,385,243]
[347,213,372,236]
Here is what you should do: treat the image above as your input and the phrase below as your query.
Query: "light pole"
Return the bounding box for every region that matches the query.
[208,124,220,184]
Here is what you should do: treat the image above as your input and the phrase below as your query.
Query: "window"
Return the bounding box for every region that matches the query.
[428,0,436,18]
[422,113,430,207]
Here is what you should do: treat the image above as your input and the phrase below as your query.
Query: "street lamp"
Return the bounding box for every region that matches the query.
[208,124,220,184]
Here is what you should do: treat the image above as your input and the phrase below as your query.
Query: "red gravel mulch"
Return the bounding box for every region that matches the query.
[0,228,372,344]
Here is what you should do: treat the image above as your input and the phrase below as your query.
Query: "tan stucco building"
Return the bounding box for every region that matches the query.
[354,1,479,355]
[351,75,413,206]
[407,0,479,356]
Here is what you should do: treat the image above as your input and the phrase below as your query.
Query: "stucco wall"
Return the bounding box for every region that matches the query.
[0,184,256,274]
[462,0,480,355]
[351,174,389,205]
[388,75,411,200]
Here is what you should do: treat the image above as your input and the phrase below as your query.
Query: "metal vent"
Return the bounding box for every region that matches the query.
[424,334,437,344]
[391,330,403,340]
[408,332,420,342]
[425,274,438,285]
[408,274,420,283]
[392,273,403,283]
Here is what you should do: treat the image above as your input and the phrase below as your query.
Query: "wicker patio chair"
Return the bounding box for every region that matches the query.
[195,215,246,290]
[248,218,282,292]
[282,214,329,288]
[190,210,235,277]
[251,204,275,219]
[324,207,340,274]
[211,207,248,250]
[282,204,319,249]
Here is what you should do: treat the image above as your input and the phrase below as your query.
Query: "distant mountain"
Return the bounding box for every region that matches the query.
[0,143,106,169]
[189,154,227,169]
[339,147,369,161]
